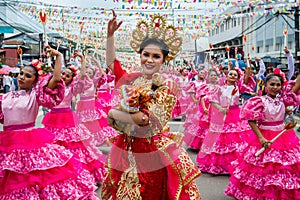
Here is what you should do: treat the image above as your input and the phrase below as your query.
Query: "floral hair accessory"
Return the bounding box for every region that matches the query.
[68,64,79,77]
[130,15,182,61]
[233,66,243,79]
[31,59,52,78]
[273,68,287,84]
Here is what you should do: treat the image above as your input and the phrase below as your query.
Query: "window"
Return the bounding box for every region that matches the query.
[288,41,292,50]
[257,46,260,53]
[265,45,269,52]
[275,43,280,51]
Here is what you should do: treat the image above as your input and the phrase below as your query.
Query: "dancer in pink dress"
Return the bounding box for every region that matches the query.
[0,47,98,199]
[97,68,115,115]
[196,68,253,174]
[172,66,196,119]
[225,73,300,199]
[42,50,106,183]
[184,69,219,150]
[183,68,207,150]
[76,56,118,146]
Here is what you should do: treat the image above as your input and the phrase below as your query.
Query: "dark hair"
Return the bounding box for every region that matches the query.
[265,73,284,85]
[25,65,39,81]
[66,67,77,78]
[139,38,169,60]
[228,69,240,79]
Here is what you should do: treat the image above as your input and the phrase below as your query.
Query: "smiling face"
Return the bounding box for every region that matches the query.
[86,68,95,79]
[18,66,37,91]
[61,69,73,85]
[266,76,282,98]
[208,70,218,84]
[198,69,206,80]
[140,44,165,77]
[227,69,239,84]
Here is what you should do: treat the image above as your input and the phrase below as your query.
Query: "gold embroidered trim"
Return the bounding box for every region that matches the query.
[148,86,177,134]
[116,151,142,200]
[154,136,201,199]
[177,151,194,179]
[185,182,201,200]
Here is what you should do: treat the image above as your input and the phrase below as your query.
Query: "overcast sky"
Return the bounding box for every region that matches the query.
[41,0,119,8]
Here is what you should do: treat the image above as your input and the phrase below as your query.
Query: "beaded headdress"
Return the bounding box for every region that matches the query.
[130,15,182,61]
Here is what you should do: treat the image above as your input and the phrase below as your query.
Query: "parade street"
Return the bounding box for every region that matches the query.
[1,109,300,199]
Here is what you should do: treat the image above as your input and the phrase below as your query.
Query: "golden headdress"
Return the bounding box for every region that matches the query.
[130,15,182,61]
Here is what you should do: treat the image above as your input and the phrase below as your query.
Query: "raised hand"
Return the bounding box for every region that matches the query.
[107,10,122,38]
[45,46,61,58]
[74,50,84,62]
[283,46,290,54]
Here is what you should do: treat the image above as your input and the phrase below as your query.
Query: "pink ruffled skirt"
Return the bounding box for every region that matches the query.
[184,103,210,150]
[0,128,98,199]
[97,89,113,114]
[196,106,252,174]
[76,99,118,146]
[225,129,300,200]
[42,108,107,183]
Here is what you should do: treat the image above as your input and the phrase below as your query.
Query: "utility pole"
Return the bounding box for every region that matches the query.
[295,6,299,61]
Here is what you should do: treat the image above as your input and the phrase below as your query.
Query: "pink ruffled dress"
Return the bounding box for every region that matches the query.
[0,76,98,199]
[196,82,253,174]
[225,82,300,200]
[42,75,106,183]
[183,81,209,150]
[172,74,191,118]
[97,73,115,115]
[76,72,118,146]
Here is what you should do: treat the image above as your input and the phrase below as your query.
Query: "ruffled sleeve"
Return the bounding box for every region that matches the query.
[96,73,107,88]
[281,81,300,106]
[237,79,253,94]
[246,76,256,91]
[207,85,221,103]
[195,83,208,99]
[106,74,115,83]
[240,96,264,121]
[71,75,93,95]
[186,81,196,93]
[92,70,102,86]
[113,59,127,84]
[35,75,65,109]
[188,71,197,80]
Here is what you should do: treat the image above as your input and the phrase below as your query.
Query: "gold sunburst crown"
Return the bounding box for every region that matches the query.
[130,15,182,61]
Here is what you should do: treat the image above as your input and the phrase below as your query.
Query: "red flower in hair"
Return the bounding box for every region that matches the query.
[68,65,79,77]
[273,68,287,84]
[31,59,52,79]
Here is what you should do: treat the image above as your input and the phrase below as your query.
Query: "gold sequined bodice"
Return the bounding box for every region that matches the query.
[132,76,152,89]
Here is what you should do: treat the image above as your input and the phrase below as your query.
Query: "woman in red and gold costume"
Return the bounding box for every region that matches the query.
[101,11,201,200]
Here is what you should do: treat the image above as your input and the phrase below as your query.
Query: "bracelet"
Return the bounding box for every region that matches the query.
[142,114,147,122]
[140,113,149,126]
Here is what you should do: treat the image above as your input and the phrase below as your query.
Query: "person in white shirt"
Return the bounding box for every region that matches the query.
[2,74,12,93]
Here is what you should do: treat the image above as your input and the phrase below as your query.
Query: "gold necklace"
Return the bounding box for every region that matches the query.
[132,76,152,88]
